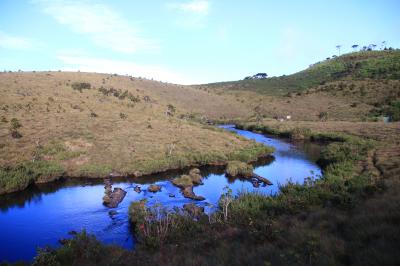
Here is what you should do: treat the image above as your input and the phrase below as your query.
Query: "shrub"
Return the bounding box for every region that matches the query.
[318,111,328,121]
[129,201,185,248]
[71,82,91,92]
[10,118,21,129]
[387,101,400,121]
[10,118,22,138]
[119,113,127,119]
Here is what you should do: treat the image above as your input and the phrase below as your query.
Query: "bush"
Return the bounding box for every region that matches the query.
[318,111,328,121]
[119,113,127,119]
[129,201,189,248]
[71,82,91,92]
[32,230,108,265]
[10,118,21,129]
[387,101,400,121]
[9,118,22,138]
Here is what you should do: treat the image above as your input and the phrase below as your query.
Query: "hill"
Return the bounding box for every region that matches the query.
[0,71,270,194]
[202,49,400,95]
[197,50,400,121]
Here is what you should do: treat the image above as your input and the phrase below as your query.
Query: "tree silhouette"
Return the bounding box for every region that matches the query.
[336,45,342,55]
[381,41,387,50]
[352,44,359,51]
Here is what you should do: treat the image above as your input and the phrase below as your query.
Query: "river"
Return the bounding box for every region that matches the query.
[0,125,323,262]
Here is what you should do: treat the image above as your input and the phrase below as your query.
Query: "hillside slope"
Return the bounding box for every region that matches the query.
[0,72,270,194]
[202,50,400,95]
[198,50,400,121]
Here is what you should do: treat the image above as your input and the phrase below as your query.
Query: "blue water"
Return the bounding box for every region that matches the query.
[0,125,322,263]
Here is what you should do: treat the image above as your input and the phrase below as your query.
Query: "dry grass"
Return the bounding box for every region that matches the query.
[0,71,258,181]
[250,120,400,143]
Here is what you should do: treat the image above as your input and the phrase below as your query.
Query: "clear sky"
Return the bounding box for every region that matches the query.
[0,0,399,84]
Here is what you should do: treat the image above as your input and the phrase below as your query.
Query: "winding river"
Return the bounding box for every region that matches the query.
[0,125,322,262]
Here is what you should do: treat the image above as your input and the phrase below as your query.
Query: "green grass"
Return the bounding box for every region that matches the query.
[39,141,84,161]
[0,161,64,194]
[225,161,253,177]
[204,50,400,95]
[134,142,273,176]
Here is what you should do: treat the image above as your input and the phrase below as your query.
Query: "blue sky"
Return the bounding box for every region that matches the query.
[0,0,399,84]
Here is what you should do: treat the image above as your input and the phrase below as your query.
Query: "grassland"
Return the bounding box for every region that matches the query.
[0,71,270,194]
[197,50,400,122]
[1,50,399,265]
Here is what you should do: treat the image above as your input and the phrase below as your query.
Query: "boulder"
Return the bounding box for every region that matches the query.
[134,185,141,193]
[148,184,161,193]
[182,186,205,201]
[103,187,127,208]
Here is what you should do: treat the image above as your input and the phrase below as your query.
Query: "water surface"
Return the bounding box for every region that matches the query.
[0,125,322,262]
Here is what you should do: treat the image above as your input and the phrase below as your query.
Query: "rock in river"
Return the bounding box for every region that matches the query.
[134,185,141,193]
[148,184,161,193]
[103,177,127,208]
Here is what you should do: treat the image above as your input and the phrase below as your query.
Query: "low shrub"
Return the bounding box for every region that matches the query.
[71,82,91,92]
[120,113,127,119]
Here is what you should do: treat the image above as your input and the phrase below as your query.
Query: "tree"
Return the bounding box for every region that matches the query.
[336,45,342,55]
[351,44,359,51]
[381,41,387,50]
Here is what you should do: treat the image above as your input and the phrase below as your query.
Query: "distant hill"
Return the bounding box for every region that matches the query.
[201,50,400,96]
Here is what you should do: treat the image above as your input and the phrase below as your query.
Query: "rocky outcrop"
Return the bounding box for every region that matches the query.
[183,203,205,219]
[103,177,127,208]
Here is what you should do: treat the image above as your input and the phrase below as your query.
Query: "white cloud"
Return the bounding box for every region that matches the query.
[170,0,209,14]
[57,54,195,84]
[0,31,34,50]
[34,0,158,54]
[167,0,210,29]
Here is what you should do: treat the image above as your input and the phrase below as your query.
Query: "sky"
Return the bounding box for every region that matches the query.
[0,0,399,84]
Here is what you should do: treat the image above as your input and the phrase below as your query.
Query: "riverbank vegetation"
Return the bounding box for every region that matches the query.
[30,121,400,265]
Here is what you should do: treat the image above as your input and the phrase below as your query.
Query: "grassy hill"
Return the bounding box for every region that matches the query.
[202,49,400,95]
[0,71,271,194]
[198,50,400,121]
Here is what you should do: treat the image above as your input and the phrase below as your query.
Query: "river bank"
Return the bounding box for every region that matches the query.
[26,121,400,266]
[0,126,322,263]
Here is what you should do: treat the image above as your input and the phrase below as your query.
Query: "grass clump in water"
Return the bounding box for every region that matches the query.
[226,161,253,177]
